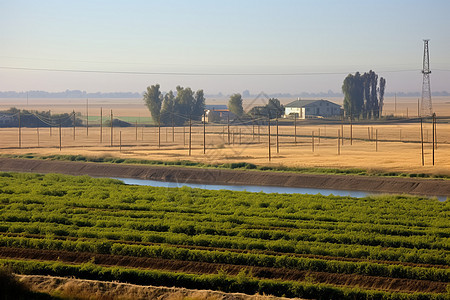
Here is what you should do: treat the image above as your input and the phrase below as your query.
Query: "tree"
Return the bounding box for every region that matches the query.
[378,77,386,117]
[342,72,364,118]
[144,85,206,126]
[228,93,244,116]
[143,84,163,124]
[267,98,284,118]
[160,90,175,125]
[247,98,284,119]
[343,71,385,119]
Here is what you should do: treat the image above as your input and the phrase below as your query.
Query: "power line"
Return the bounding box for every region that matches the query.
[0,66,423,76]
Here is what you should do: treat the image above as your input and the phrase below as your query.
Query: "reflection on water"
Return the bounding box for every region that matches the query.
[112,178,447,201]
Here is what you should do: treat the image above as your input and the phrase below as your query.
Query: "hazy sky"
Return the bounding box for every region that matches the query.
[1,0,450,95]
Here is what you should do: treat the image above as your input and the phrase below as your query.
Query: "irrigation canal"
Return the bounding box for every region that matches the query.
[113,177,447,201]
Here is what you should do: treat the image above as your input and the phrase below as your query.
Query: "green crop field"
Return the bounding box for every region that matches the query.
[0,172,449,299]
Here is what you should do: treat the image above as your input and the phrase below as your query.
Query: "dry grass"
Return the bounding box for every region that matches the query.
[1,121,450,175]
[2,97,450,175]
[18,274,299,300]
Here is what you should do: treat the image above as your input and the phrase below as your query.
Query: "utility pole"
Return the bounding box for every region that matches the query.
[203,111,206,154]
[72,110,76,140]
[227,114,230,145]
[110,110,113,147]
[100,107,103,143]
[421,39,433,116]
[276,116,279,154]
[189,116,192,156]
[268,115,271,161]
[294,113,297,144]
[18,110,21,148]
[420,118,424,166]
[86,98,89,136]
[59,122,62,151]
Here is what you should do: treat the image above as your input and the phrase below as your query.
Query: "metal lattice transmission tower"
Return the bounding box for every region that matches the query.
[421,39,432,116]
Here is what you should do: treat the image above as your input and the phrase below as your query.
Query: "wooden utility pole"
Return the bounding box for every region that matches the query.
[337,129,341,155]
[18,110,21,148]
[294,114,297,144]
[312,131,314,152]
[49,110,52,137]
[227,114,230,145]
[434,113,438,149]
[100,107,103,143]
[350,117,353,145]
[189,117,192,156]
[239,128,242,145]
[110,110,113,147]
[341,112,344,145]
[203,112,206,154]
[86,98,89,136]
[73,110,76,140]
[135,121,138,141]
[432,113,435,165]
[258,121,260,143]
[172,114,175,142]
[318,128,321,144]
[158,119,161,149]
[420,118,424,166]
[59,122,62,151]
[276,117,279,154]
[268,116,271,161]
[252,118,255,140]
[375,129,378,152]
[119,131,122,152]
[37,126,40,147]
[183,125,186,146]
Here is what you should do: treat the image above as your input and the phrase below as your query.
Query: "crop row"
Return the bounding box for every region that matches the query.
[1,211,448,252]
[1,221,448,266]
[1,258,447,300]
[1,236,448,282]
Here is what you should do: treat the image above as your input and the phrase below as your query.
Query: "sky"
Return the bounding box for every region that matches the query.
[1,0,450,95]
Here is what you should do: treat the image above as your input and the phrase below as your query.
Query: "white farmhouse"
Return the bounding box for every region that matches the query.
[284,99,341,119]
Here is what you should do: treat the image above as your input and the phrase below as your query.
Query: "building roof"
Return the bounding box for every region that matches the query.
[205,104,227,110]
[285,99,341,108]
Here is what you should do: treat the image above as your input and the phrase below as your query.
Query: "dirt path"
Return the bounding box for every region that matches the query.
[0,158,449,196]
[1,247,446,294]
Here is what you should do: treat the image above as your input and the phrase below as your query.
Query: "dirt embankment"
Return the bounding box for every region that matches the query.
[0,158,449,196]
[3,247,446,294]
[18,275,297,300]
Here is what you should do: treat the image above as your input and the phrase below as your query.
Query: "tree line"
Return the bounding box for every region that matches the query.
[342,70,386,119]
[143,85,205,126]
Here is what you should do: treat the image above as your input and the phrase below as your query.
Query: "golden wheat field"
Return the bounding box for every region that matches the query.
[1,96,449,174]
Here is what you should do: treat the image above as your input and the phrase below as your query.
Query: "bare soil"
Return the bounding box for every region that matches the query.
[0,157,449,196]
[2,247,446,294]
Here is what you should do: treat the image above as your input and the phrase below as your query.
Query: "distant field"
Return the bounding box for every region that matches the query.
[1,96,450,174]
[0,172,448,299]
